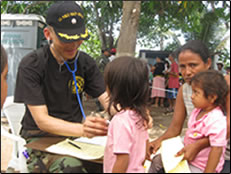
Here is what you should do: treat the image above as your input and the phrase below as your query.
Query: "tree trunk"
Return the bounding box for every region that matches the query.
[116,1,141,57]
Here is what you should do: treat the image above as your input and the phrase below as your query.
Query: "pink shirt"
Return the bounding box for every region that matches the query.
[184,107,227,173]
[103,110,149,173]
[168,62,179,88]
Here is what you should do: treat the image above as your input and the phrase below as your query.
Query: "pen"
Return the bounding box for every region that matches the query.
[22,149,30,159]
[68,141,81,149]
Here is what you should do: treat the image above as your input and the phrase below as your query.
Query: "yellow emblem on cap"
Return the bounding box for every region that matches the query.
[58,29,88,40]
[58,12,83,22]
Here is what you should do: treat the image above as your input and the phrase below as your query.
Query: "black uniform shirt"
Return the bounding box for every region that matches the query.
[14,45,105,131]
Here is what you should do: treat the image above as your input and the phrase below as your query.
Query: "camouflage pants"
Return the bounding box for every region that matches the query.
[25,138,103,173]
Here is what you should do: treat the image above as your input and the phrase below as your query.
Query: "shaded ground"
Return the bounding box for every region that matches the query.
[1,97,188,172]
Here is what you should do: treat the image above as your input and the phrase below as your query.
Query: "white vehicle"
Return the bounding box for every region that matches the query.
[1,14,46,96]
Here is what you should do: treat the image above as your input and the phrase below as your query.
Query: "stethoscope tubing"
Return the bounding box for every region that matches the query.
[63,53,86,120]
[51,44,86,120]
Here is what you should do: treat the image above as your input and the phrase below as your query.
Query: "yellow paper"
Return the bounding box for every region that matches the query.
[169,160,191,173]
[46,139,105,160]
[161,136,191,173]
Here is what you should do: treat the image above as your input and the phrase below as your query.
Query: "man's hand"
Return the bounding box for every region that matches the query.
[82,116,108,138]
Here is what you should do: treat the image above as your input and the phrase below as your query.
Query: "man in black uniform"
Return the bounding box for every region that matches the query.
[14,2,111,173]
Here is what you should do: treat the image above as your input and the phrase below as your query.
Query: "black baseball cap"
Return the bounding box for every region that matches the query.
[46,1,89,43]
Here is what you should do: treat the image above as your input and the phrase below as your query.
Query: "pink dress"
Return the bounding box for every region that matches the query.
[151,76,166,98]
[184,107,227,173]
[104,110,149,173]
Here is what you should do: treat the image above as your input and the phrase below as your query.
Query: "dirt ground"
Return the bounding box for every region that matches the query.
[1,97,188,172]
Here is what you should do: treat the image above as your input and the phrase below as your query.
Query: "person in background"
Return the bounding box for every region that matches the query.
[103,57,153,173]
[96,48,111,112]
[225,66,230,75]
[216,60,226,75]
[109,48,116,62]
[149,64,154,85]
[165,53,180,113]
[1,45,8,108]
[98,48,111,73]
[148,40,230,173]
[151,57,165,107]
[14,2,113,173]
[163,59,171,88]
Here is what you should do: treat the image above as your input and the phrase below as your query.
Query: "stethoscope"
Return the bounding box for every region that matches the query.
[50,43,86,120]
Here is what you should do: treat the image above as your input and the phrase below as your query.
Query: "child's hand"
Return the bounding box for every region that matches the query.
[175,143,198,162]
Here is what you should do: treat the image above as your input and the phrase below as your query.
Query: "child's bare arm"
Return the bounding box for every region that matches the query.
[112,154,129,173]
[176,137,210,161]
[204,146,223,173]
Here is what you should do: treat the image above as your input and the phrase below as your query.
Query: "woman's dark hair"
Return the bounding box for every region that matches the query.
[177,40,210,63]
[104,56,150,125]
[191,70,228,112]
[1,45,8,73]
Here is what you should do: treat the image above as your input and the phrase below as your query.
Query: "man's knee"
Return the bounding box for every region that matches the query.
[49,156,87,173]
[27,149,87,173]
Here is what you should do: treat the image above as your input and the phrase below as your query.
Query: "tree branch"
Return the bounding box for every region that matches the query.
[23,1,49,14]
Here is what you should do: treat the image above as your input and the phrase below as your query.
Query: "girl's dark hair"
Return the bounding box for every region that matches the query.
[104,56,150,125]
[177,40,210,63]
[191,70,228,112]
[1,45,8,73]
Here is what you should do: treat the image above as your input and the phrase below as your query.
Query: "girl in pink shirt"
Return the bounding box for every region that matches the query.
[184,70,228,173]
[103,56,152,173]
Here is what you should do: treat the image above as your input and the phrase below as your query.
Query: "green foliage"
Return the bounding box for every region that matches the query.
[138,1,230,54]
[164,40,181,52]
[216,48,230,67]
[1,1,54,16]
[79,32,101,59]
[1,1,230,56]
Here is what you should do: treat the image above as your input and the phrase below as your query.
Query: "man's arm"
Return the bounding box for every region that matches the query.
[28,105,108,138]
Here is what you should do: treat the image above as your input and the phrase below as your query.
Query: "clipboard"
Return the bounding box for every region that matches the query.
[161,136,191,173]
[25,137,103,163]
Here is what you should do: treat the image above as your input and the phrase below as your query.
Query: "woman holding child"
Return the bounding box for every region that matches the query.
[148,40,230,173]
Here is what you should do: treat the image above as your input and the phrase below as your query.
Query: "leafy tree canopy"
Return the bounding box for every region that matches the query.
[1,1,230,62]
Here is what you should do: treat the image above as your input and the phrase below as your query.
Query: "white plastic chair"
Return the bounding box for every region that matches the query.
[1,96,28,173]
